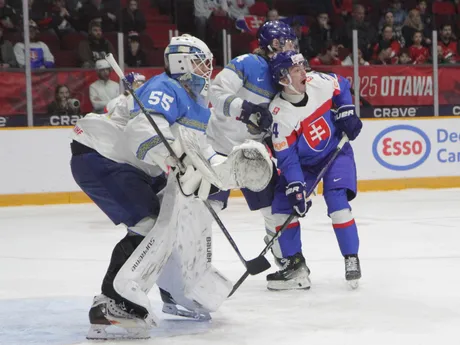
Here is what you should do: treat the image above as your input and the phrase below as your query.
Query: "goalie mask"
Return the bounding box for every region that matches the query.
[164,35,213,108]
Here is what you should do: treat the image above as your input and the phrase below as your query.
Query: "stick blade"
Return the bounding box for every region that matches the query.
[245,256,271,275]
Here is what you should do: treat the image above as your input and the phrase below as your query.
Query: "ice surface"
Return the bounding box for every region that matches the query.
[1,189,460,345]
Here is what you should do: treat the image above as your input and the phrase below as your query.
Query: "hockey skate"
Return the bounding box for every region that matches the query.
[159,288,211,321]
[344,254,361,289]
[266,252,311,291]
[86,294,158,340]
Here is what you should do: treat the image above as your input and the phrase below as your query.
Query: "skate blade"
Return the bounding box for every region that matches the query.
[86,325,150,340]
[162,303,211,321]
[267,276,312,291]
[347,279,360,290]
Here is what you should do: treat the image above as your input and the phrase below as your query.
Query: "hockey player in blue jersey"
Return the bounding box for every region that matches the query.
[207,20,298,154]
[206,20,297,240]
[265,50,363,290]
[70,35,237,339]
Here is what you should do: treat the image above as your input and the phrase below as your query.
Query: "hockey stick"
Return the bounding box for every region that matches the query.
[228,134,350,297]
[104,54,271,276]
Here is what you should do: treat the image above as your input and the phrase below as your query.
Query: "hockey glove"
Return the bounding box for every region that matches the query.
[286,181,312,217]
[239,101,273,135]
[333,105,363,141]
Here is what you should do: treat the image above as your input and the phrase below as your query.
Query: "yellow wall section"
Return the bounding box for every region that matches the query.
[1,176,459,207]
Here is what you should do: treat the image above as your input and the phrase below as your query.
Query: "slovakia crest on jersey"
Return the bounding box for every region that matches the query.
[235,15,265,34]
[303,116,331,151]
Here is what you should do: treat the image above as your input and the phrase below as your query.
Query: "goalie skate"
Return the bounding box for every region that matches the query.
[345,255,361,290]
[160,288,211,321]
[266,253,311,291]
[86,294,157,340]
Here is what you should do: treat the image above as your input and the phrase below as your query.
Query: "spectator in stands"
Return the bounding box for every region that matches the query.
[335,4,376,60]
[409,31,429,64]
[266,8,279,22]
[124,31,146,67]
[416,0,432,39]
[14,20,55,69]
[372,25,401,61]
[387,0,407,27]
[341,48,369,66]
[89,59,119,113]
[379,10,404,46]
[434,44,455,64]
[194,0,227,42]
[78,19,115,68]
[50,0,77,37]
[372,41,398,64]
[122,0,145,34]
[332,0,353,20]
[222,0,255,20]
[304,12,334,59]
[437,23,458,64]
[0,25,17,67]
[0,0,19,32]
[309,42,342,66]
[47,84,81,115]
[27,0,49,27]
[78,0,117,33]
[402,9,428,47]
[398,48,412,64]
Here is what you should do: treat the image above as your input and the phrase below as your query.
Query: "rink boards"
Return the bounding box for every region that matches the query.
[0,117,459,206]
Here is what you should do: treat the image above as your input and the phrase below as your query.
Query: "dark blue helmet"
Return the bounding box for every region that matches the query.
[269,50,308,85]
[257,20,297,52]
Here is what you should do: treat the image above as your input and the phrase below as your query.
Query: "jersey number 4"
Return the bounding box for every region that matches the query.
[272,123,279,138]
[148,91,174,111]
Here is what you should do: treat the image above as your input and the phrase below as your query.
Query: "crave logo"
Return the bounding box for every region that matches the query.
[372,125,431,171]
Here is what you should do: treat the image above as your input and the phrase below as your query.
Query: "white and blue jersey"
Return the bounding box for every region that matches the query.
[125,72,215,172]
[269,72,360,259]
[207,53,277,154]
[269,72,353,184]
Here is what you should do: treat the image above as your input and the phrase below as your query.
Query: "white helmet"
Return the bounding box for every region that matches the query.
[164,34,213,107]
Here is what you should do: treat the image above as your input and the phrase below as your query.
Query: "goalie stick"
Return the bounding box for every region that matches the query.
[104,54,271,276]
[228,134,350,297]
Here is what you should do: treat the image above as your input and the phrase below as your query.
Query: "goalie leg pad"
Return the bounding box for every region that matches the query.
[183,265,233,312]
[111,175,183,317]
[157,189,230,315]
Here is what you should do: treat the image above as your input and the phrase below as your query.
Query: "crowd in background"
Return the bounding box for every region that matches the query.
[0,0,458,70]
[193,0,459,65]
[0,0,459,114]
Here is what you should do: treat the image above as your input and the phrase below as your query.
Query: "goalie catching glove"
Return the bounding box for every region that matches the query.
[166,127,274,199]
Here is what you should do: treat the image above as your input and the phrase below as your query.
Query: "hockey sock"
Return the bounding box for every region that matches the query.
[275,220,302,258]
[101,232,147,316]
[324,189,359,256]
[331,214,359,256]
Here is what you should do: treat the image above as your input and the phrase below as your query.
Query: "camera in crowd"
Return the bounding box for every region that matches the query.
[68,99,80,109]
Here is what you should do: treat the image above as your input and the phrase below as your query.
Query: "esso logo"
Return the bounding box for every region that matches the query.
[372,125,431,171]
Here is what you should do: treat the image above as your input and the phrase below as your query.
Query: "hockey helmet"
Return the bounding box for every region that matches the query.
[257,20,298,53]
[270,51,309,92]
